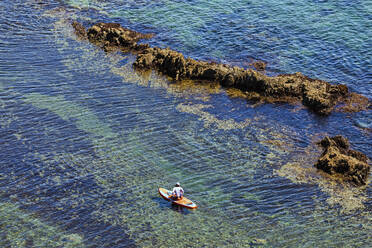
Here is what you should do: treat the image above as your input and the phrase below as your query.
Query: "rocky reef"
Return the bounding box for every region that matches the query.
[71,21,87,40]
[315,136,370,186]
[84,22,153,52]
[133,47,355,115]
[72,22,370,115]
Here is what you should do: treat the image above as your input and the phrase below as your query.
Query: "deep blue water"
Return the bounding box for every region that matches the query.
[0,0,371,247]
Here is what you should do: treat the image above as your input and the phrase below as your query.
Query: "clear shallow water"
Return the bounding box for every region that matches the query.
[68,0,372,91]
[0,0,371,247]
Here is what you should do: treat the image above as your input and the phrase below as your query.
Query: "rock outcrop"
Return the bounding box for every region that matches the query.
[85,22,153,52]
[133,47,355,115]
[315,136,370,186]
[72,21,87,40]
[72,21,370,115]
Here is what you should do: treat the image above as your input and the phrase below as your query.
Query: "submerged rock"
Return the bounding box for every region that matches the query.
[250,60,267,71]
[72,21,370,115]
[315,136,370,186]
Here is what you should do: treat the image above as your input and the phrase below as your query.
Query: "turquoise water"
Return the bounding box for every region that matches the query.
[0,0,371,247]
[68,0,372,90]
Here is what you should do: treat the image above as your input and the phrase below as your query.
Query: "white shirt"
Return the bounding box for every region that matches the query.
[172,186,184,198]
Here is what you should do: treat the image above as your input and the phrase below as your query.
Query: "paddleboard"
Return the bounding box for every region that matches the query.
[158,187,197,209]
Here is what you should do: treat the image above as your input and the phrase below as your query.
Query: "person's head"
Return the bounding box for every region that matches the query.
[175,182,180,187]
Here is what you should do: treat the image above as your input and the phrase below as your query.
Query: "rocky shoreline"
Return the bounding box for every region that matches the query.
[72,22,369,115]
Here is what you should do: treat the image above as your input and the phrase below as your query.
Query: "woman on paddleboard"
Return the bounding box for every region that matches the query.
[172,182,184,200]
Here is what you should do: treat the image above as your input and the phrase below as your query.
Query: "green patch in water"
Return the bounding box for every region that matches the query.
[0,201,85,248]
[23,93,117,141]
[176,103,251,130]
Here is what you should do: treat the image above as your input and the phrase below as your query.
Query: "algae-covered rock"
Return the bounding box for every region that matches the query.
[71,21,87,40]
[135,46,364,114]
[250,60,267,71]
[315,135,370,186]
[72,21,370,115]
[86,22,153,51]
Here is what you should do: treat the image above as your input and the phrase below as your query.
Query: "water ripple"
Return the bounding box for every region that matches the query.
[0,0,371,247]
